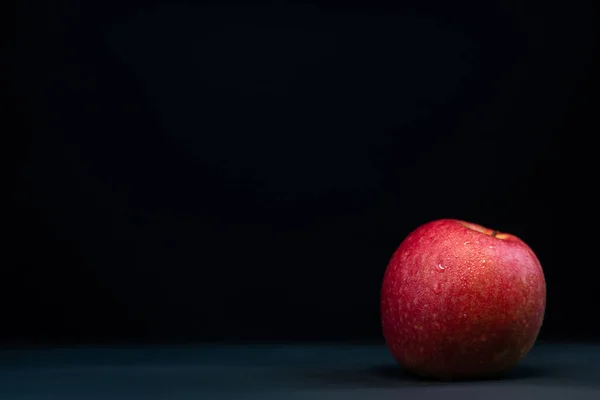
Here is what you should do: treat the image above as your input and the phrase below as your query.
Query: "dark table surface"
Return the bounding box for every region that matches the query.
[1,342,598,399]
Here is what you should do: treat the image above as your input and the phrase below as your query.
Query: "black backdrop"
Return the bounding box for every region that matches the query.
[10,0,597,344]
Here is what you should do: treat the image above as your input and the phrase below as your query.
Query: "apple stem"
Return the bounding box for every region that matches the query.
[491,231,498,237]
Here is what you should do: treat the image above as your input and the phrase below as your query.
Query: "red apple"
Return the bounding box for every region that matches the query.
[380,219,546,380]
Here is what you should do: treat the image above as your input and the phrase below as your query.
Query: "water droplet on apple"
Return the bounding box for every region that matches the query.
[435,263,446,272]
[432,281,442,294]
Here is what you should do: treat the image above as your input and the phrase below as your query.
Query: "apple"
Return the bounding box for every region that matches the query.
[380,219,546,380]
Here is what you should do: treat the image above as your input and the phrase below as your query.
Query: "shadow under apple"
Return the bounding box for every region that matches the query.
[298,362,557,389]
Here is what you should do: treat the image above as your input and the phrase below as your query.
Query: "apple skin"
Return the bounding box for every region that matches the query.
[381,219,546,380]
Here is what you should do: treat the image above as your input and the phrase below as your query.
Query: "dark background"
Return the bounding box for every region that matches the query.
[9,0,597,345]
